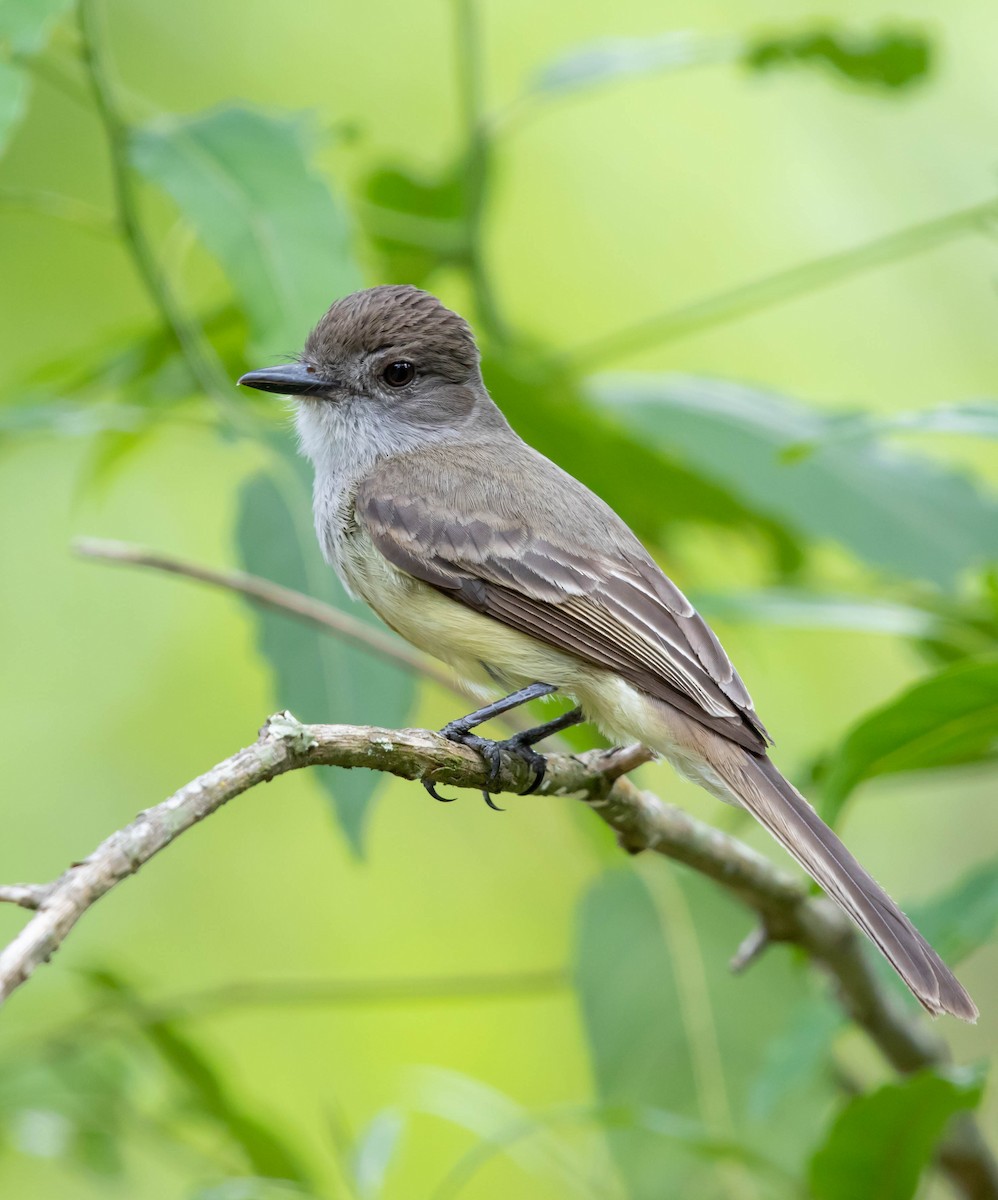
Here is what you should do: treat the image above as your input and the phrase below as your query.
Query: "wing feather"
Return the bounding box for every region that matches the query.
[356,450,771,752]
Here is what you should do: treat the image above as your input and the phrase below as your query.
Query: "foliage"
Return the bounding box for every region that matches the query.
[808,1071,983,1200]
[1,2,996,1199]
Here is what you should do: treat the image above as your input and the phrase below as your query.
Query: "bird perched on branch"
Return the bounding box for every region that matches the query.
[240,284,977,1022]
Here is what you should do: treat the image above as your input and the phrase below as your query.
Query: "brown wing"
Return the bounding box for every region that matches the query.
[356,446,771,753]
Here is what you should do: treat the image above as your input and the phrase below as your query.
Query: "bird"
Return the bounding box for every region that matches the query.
[239,283,977,1022]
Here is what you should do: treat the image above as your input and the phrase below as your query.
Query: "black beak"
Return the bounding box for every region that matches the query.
[238,362,334,396]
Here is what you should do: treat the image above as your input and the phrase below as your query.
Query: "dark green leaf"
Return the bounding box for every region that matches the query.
[822,657,998,821]
[360,163,468,285]
[809,1070,983,1200]
[746,27,931,91]
[132,106,361,356]
[909,858,998,966]
[594,374,998,587]
[236,450,415,852]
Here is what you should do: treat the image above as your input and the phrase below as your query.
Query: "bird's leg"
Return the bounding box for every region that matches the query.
[423,683,585,809]
[488,706,586,801]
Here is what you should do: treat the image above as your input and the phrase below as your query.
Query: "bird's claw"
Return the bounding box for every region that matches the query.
[433,728,549,811]
[422,778,457,803]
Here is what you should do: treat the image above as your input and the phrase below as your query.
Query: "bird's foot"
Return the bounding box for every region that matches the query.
[423,706,584,811]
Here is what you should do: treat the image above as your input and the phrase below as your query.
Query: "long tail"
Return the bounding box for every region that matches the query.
[712,749,977,1021]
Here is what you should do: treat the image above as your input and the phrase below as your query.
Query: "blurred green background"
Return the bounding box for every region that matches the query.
[2,0,998,1197]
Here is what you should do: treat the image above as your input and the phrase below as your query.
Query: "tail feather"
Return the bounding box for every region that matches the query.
[716,751,977,1022]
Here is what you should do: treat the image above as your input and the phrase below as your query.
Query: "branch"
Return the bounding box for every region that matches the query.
[73,537,466,698]
[0,715,992,1195]
[560,195,998,372]
[453,0,509,345]
[76,0,236,417]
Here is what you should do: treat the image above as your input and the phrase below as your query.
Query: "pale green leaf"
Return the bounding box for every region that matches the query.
[132,106,361,356]
[529,32,734,97]
[695,589,939,637]
[909,858,998,966]
[352,1108,405,1199]
[0,60,28,156]
[0,0,72,53]
[748,994,842,1121]
[594,374,998,587]
[790,401,998,453]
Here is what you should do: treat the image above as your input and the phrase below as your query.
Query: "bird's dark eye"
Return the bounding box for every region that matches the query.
[382,360,415,388]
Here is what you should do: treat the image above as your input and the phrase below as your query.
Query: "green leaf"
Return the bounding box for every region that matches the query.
[352,1108,405,1199]
[751,863,998,1120]
[746,27,931,91]
[790,401,998,453]
[593,1103,788,1178]
[748,994,843,1121]
[694,589,940,638]
[416,1068,604,1198]
[527,32,733,98]
[87,970,312,1187]
[0,1040,131,1177]
[822,657,998,821]
[0,0,73,53]
[236,450,415,852]
[132,106,361,356]
[573,870,699,1197]
[575,869,842,1193]
[575,871,695,1108]
[808,1070,983,1200]
[594,374,998,588]
[360,163,468,286]
[489,356,803,572]
[0,0,73,158]
[909,858,998,966]
[192,1182,318,1200]
[0,60,28,157]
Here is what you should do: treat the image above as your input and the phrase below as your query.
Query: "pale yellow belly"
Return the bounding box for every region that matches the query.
[338,530,735,801]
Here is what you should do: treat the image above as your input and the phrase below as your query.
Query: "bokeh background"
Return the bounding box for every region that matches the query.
[1,1,997,1197]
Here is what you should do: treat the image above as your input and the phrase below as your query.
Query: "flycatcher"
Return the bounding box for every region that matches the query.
[240,284,976,1021]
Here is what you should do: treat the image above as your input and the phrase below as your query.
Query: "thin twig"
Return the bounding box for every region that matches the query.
[561,196,998,372]
[73,537,466,698]
[0,187,117,236]
[453,0,508,345]
[76,0,236,416]
[0,884,50,911]
[0,713,991,1195]
[113,969,569,1024]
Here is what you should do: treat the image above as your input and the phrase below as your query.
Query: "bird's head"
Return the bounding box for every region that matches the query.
[238,285,486,432]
